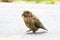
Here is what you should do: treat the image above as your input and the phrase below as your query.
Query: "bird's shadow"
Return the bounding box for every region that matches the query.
[26,31,48,34]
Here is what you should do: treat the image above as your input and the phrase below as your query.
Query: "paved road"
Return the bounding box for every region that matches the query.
[0,3,60,40]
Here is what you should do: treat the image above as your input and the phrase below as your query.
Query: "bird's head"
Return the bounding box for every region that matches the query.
[22,11,33,17]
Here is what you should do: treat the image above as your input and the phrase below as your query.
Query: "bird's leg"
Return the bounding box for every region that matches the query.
[26,29,31,32]
[32,29,36,33]
[33,31,35,33]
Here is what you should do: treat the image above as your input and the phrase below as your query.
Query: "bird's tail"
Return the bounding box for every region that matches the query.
[41,26,48,31]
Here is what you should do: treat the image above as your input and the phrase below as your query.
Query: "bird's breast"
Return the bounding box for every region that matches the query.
[23,17,34,28]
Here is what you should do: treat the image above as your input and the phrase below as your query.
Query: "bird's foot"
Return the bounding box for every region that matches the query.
[26,30,31,32]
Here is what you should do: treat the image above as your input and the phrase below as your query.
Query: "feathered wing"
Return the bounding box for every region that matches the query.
[24,17,38,31]
[33,17,47,31]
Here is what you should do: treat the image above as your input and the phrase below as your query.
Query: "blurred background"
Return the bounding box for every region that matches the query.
[14,0,60,4]
[0,0,12,2]
[0,0,60,4]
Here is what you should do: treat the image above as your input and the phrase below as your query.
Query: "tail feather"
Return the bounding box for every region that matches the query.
[41,26,48,31]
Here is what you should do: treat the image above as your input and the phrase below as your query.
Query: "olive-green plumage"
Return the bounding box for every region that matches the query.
[22,11,47,33]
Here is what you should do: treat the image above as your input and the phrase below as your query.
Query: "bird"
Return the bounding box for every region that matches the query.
[22,11,48,33]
